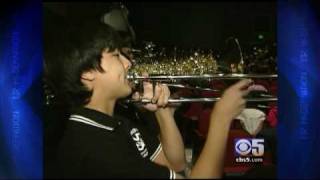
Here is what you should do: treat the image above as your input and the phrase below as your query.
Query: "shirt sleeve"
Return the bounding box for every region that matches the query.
[138,110,160,136]
[125,110,162,162]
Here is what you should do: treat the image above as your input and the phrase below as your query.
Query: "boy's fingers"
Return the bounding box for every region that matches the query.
[232,79,253,90]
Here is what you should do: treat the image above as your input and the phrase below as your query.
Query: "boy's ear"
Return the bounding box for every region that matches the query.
[81,70,95,81]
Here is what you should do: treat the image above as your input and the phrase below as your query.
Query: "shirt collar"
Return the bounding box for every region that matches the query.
[69,107,122,131]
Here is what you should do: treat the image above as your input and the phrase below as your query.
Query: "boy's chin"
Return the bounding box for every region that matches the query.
[126,88,132,96]
[119,87,132,98]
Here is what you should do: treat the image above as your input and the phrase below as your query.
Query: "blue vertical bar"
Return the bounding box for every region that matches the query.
[278,0,320,178]
[0,1,42,178]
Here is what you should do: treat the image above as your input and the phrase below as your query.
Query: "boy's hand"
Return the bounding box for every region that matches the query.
[132,73,171,112]
[211,79,253,122]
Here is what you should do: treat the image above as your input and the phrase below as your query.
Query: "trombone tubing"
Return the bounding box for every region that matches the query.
[127,74,278,80]
[127,97,278,103]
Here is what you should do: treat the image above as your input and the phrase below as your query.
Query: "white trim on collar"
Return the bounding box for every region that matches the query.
[69,114,114,131]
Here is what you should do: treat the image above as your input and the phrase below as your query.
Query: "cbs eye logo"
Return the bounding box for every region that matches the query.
[234,138,264,157]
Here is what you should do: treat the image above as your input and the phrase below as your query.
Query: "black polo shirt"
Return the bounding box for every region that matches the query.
[56,107,176,179]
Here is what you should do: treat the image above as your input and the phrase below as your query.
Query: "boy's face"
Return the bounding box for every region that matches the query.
[85,49,133,100]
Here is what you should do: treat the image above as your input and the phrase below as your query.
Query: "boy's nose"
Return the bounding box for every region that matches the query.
[120,54,132,70]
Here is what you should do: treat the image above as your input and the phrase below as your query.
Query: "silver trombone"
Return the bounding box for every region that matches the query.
[126,73,278,104]
[127,74,277,80]
[125,97,277,104]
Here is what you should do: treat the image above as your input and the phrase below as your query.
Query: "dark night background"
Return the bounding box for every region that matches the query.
[127,2,275,49]
[44,2,276,51]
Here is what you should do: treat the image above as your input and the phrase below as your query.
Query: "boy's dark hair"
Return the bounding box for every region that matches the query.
[53,23,121,109]
[118,30,134,48]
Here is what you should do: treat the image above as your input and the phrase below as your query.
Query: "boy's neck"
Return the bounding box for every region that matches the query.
[85,98,116,117]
